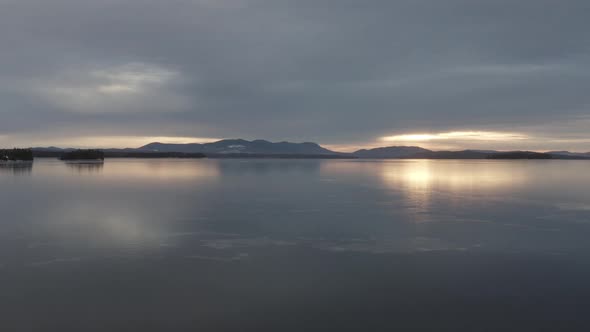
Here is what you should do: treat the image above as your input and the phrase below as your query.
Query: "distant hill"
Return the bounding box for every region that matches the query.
[352,146,590,160]
[352,146,490,159]
[32,146,74,152]
[487,151,553,159]
[353,146,431,158]
[138,139,339,155]
[548,151,590,159]
[412,150,491,159]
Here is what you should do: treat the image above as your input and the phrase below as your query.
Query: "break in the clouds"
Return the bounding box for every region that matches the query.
[1,0,590,151]
[33,62,188,114]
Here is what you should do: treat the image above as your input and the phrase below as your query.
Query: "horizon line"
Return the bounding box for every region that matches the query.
[2,138,589,154]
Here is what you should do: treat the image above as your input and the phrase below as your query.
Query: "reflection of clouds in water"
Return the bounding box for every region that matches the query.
[43,202,165,251]
[100,214,159,246]
[32,159,219,183]
[102,159,220,182]
[17,159,590,263]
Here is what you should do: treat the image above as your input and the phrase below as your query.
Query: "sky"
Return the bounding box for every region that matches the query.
[1,0,590,152]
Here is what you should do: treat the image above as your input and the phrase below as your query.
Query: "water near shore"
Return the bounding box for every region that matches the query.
[1,159,590,331]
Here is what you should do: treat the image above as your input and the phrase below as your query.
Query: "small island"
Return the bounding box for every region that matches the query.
[60,149,105,162]
[0,148,34,162]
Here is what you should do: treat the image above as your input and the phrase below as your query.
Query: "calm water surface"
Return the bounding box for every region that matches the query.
[1,159,590,331]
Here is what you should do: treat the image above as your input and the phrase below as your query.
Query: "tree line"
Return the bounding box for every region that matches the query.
[60,150,105,160]
[0,148,34,161]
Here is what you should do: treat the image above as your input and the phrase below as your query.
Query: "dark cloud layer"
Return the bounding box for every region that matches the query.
[1,0,590,150]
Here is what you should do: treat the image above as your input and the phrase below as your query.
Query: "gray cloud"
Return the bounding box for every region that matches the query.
[1,0,590,150]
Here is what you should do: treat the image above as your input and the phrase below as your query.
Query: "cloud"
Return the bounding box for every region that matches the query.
[0,0,590,149]
[382,131,529,142]
[32,62,188,114]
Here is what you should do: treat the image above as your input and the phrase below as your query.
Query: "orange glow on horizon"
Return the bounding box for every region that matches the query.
[381,131,529,142]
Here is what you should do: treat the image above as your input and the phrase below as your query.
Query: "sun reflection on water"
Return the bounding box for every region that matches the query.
[322,159,529,223]
[378,160,525,191]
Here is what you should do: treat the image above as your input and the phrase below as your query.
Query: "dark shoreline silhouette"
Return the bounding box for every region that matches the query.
[60,149,105,161]
[3,139,588,160]
[0,148,33,161]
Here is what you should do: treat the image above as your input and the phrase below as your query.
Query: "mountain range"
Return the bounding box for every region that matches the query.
[138,139,336,155]
[30,139,590,159]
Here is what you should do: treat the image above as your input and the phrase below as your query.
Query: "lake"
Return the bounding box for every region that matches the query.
[1,158,590,331]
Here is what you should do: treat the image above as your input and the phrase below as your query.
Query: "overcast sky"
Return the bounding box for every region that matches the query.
[1,0,589,151]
